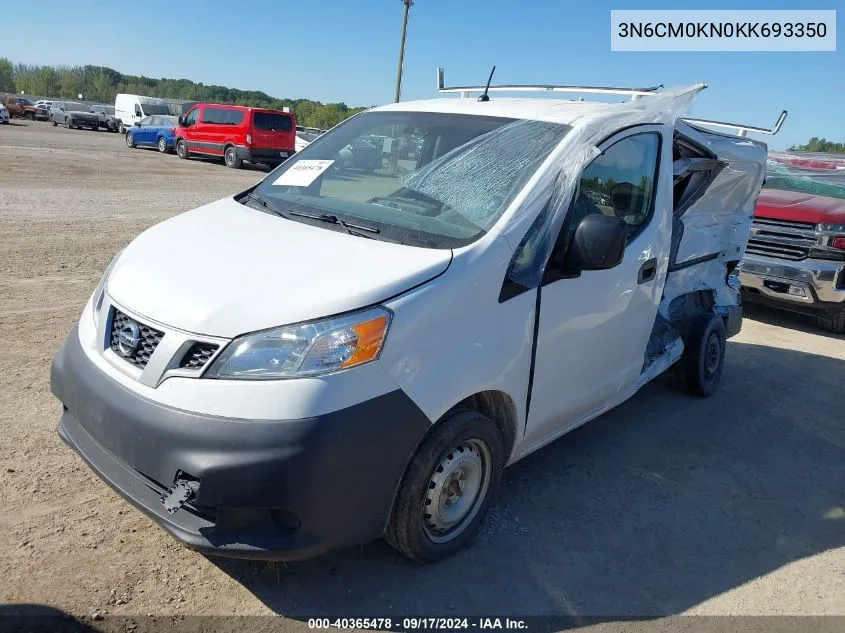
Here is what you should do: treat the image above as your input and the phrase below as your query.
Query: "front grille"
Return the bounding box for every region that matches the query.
[745,217,818,261]
[178,342,219,370]
[110,309,164,369]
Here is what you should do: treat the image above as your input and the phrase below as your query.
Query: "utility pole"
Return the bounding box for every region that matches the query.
[394,0,414,103]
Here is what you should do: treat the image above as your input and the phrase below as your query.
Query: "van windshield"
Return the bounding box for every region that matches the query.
[140,103,171,116]
[252,111,569,249]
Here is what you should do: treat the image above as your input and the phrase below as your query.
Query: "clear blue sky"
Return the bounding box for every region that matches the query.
[2,0,842,150]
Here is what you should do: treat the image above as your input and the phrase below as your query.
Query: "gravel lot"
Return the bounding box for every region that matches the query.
[1,121,843,626]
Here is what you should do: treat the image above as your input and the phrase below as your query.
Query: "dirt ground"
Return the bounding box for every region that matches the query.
[1,122,843,626]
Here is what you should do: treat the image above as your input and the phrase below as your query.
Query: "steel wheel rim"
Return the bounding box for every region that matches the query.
[423,438,491,544]
[704,332,720,377]
[126,133,132,146]
[225,149,234,165]
[159,138,166,151]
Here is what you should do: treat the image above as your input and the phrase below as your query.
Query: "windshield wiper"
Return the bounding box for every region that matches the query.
[244,192,288,219]
[287,210,381,239]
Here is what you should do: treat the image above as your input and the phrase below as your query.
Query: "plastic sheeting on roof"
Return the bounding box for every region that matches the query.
[765,153,845,200]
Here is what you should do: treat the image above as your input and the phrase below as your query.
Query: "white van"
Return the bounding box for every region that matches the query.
[51,73,784,563]
[114,93,171,134]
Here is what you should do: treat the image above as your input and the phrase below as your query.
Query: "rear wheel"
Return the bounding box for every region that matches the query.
[66,118,74,129]
[176,139,189,159]
[816,309,845,334]
[118,122,125,134]
[157,136,169,153]
[385,409,504,562]
[125,131,136,148]
[682,314,727,397]
[51,119,57,127]
[224,145,242,169]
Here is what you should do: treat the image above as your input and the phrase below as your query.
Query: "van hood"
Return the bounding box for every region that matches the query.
[107,197,452,338]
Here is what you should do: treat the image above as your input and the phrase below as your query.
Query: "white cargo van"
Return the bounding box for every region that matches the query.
[51,71,785,563]
[114,93,171,134]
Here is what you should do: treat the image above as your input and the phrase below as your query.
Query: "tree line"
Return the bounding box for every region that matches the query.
[0,58,367,129]
[787,137,845,154]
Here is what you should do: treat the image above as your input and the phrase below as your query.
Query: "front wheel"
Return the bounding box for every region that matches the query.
[25,111,34,121]
[125,132,136,148]
[157,136,169,153]
[816,309,845,334]
[385,409,504,562]
[682,314,727,397]
[176,139,189,159]
[51,119,57,127]
[66,118,74,129]
[224,145,242,169]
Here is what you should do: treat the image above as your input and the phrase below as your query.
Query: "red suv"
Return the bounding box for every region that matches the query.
[175,104,296,169]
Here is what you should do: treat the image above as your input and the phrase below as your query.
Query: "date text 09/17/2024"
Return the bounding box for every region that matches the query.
[307,618,528,630]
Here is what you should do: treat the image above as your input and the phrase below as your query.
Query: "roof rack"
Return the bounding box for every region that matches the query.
[681,110,788,137]
[436,67,664,101]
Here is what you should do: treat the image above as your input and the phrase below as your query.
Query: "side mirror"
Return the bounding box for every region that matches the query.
[565,214,626,271]
[134,121,141,127]
[177,115,185,126]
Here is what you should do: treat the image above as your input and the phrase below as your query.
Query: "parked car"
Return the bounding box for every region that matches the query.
[89,104,120,132]
[50,101,100,130]
[51,80,772,563]
[0,103,9,124]
[738,153,845,333]
[115,94,171,134]
[3,95,40,120]
[125,115,179,153]
[175,103,296,169]
[295,130,320,152]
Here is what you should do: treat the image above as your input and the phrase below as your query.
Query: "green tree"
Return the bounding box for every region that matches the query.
[0,57,14,93]
[2,59,367,128]
[787,137,845,153]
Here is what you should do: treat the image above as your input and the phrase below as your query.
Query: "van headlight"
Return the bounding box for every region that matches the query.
[205,307,391,379]
[91,250,123,326]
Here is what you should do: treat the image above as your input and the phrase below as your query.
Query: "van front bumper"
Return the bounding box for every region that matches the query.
[51,327,431,560]
[738,253,845,311]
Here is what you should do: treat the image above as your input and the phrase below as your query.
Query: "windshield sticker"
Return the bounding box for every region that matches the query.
[273,160,335,187]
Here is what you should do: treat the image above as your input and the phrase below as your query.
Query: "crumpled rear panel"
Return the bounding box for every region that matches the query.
[672,122,767,266]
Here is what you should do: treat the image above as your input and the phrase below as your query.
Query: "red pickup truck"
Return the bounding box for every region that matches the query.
[3,95,42,120]
[738,153,845,333]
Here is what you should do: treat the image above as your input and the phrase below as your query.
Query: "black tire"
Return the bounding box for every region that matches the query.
[66,118,73,129]
[176,139,190,160]
[51,119,57,127]
[25,111,34,121]
[125,131,136,148]
[224,145,242,169]
[682,314,727,397]
[91,125,98,131]
[157,136,169,153]
[816,309,845,334]
[385,409,504,563]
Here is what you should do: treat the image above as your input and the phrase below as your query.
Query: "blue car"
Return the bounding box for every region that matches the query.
[125,115,178,153]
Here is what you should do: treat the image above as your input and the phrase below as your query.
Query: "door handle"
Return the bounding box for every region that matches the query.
[637,258,657,284]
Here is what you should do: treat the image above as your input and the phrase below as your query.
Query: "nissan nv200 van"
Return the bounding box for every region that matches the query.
[51,73,782,562]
